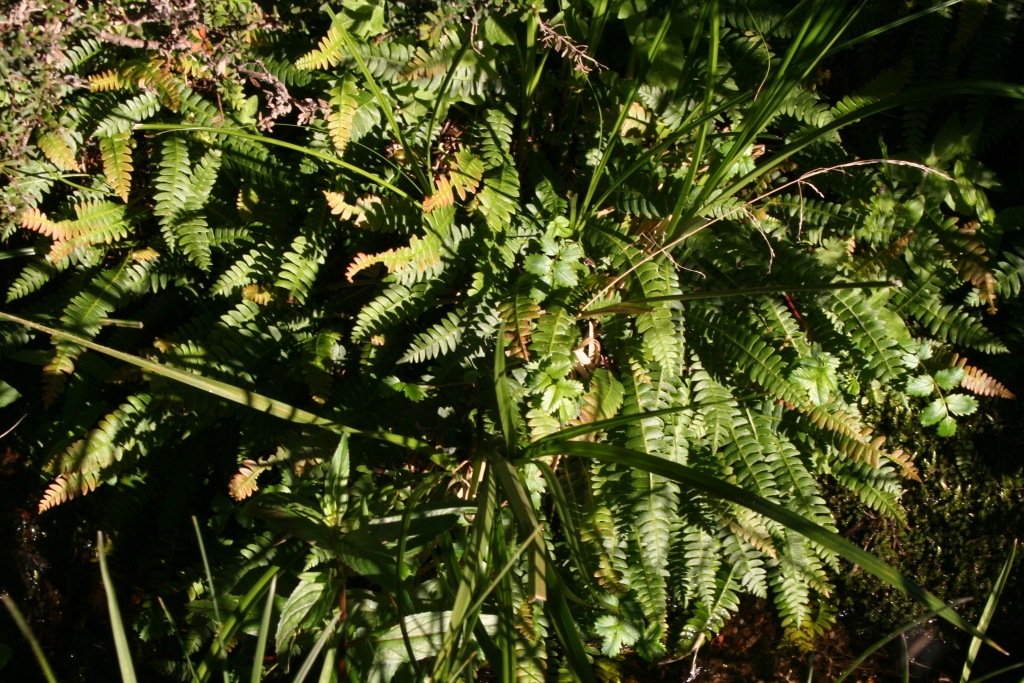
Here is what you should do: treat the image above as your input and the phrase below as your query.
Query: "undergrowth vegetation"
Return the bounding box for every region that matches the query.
[1,0,1023,680]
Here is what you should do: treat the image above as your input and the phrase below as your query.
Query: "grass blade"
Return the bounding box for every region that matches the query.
[324,8,430,193]
[836,598,970,682]
[580,281,900,315]
[292,613,341,683]
[527,441,1003,650]
[250,574,278,683]
[901,633,910,683]
[196,564,285,682]
[134,123,410,198]
[827,0,962,56]
[961,541,1017,683]
[159,597,201,683]
[97,531,138,683]
[490,457,546,602]
[0,311,434,454]
[969,663,1024,683]
[529,393,763,448]
[708,80,1024,217]
[0,595,58,683]
[192,518,229,683]
[494,323,517,457]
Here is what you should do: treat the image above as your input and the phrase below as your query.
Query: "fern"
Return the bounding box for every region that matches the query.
[39,393,154,511]
[399,310,464,364]
[99,131,134,202]
[326,78,360,156]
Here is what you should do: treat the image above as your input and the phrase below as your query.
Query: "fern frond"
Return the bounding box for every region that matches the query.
[423,148,486,212]
[993,246,1024,298]
[399,310,464,364]
[296,23,346,70]
[897,287,1007,354]
[36,128,78,171]
[229,461,269,500]
[39,393,153,511]
[326,78,360,156]
[950,354,1015,398]
[499,282,542,360]
[99,131,134,202]
[827,288,905,382]
[345,233,441,282]
[43,259,139,404]
[93,91,163,137]
[352,282,433,342]
[276,205,331,303]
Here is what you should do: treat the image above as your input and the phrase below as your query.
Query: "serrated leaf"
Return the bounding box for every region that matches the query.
[593,614,641,657]
[944,393,979,416]
[523,254,551,277]
[243,492,329,545]
[276,576,329,654]
[937,415,958,437]
[934,367,966,392]
[789,351,840,406]
[905,375,935,397]
[920,398,947,427]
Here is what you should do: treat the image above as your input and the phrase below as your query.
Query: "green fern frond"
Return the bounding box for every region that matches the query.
[352,282,434,342]
[275,205,331,303]
[827,288,906,382]
[399,310,464,364]
[326,78,360,156]
[39,393,154,511]
[36,127,79,171]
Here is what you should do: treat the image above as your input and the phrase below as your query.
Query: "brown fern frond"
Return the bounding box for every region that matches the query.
[38,471,95,512]
[130,247,160,262]
[242,284,274,305]
[20,208,63,237]
[42,353,76,407]
[423,149,485,212]
[345,234,440,282]
[229,460,268,500]
[949,354,1016,398]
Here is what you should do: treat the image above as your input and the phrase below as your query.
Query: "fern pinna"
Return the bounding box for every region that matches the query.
[1,0,1022,679]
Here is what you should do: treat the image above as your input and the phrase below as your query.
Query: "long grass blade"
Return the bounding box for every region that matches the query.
[434,471,498,681]
[159,597,201,683]
[529,393,763,448]
[250,574,278,683]
[133,124,409,198]
[836,598,971,683]
[961,541,1017,683]
[490,457,546,602]
[827,0,962,55]
[707,80,1024,217]
[97,531,138,683]
[0,595,58,683]
[580,281,900,317]
[324,8,430,193]
[494,323,517,457]
[0,311,434,453]
[527,441,1003,650]
[193,518,230,683]
[577,13,672,226]
[196,563,286,682]
[969,663,1024,683]
[901,633,910,683]
[291,613,341,683]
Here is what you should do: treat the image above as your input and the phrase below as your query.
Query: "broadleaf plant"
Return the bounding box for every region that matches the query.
[1,0,1022,679]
